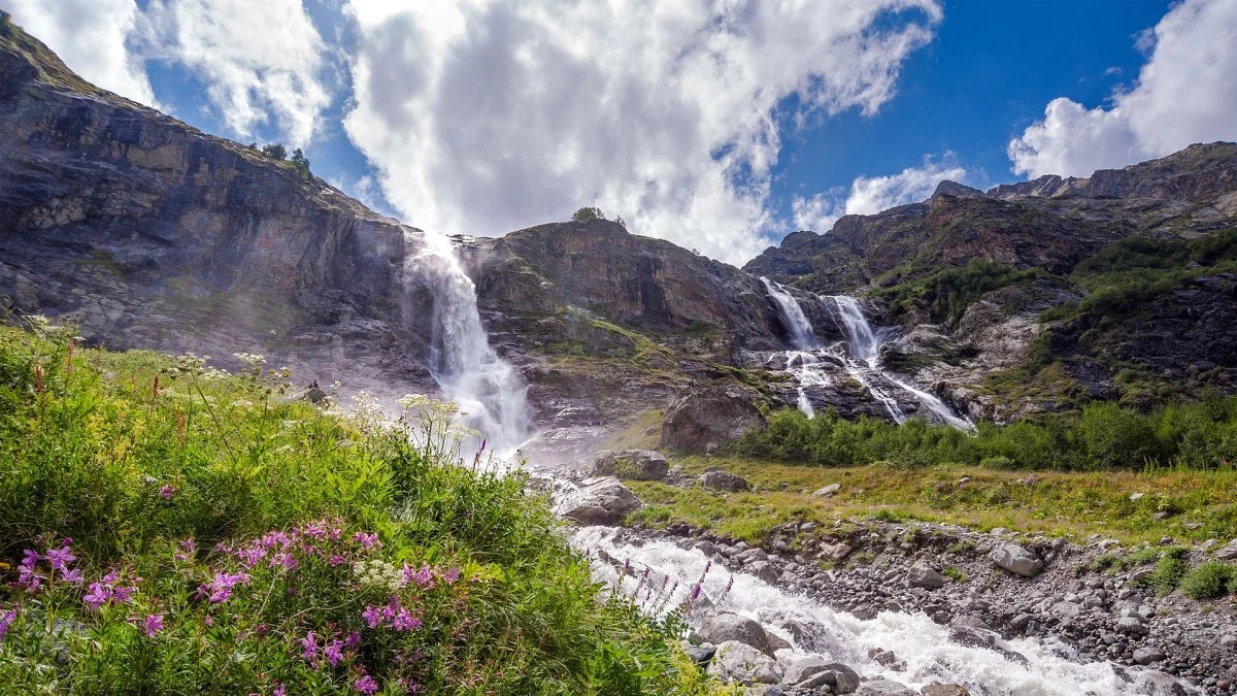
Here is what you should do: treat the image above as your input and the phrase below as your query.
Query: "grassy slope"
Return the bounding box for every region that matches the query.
[0,323,718,695]
[627,455,1237,547]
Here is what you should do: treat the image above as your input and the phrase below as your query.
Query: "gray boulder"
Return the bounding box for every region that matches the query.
[591,450,669,481]
[747,561,781,584]
[922,685,971,696]
[907,564,945,590]
[989,542,1044,577]
[781,655,830,685]
[698,612,770,654]
[661,384,767,454]
[1215,539,1237,560]
[557,477,641,525]
[812,483,841,497]
[707,641,783,685]
[700,469,751,492]
[856,679,916,695]
[794,663,860,694]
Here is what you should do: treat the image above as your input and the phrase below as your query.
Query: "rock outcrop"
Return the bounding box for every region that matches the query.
[661,384,767,453]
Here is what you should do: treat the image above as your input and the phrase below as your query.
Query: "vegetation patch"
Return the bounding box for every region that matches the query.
[872,260,1049,326]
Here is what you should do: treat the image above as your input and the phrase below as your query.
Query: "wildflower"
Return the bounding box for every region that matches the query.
[83,583,113,610]
[112,585,137,604]
[20,549,39,570]
[354,674,379,695]
[345,632,362,649]
[271,552,299,572]
[690,582,702,601]
[273,686,287,696]
[201,571,251,604]
[0,610,16,642]
[391,607,421,633]
[353,532,380,551]
[300,631,319,664]
[159,484,177,501]
[405,563,435,589]
[362,605,386,629]
[17,565,42,592]
[324,639,345,668]
[60,567,84,584]
[141,614,164,639]
[175,539,197,562]
[45,544,75,571]
[442,567,461,585]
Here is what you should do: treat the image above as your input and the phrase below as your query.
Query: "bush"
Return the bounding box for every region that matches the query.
[0,322,714,695]
[873,260,1048,325]
[290,147,311,180]
[1181,562,1234,600]
[1144,549,1189,596]
[261,143,288,160]
[572,206,606,223]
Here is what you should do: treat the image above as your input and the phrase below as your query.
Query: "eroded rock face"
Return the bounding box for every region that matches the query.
[556,477,642,525]
[661,384,766,453]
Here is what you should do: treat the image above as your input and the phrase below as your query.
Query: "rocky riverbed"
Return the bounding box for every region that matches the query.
[557,454,1236,695]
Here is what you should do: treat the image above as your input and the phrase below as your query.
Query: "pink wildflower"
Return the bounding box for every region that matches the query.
[60,567,84,584]
[352,532,380,551]
[391,607,420,632]
[362,605,385,629]
[324,639,345,668]
[442,567,460,584]
[112,585,136,604]
[141,614,163,639]
[354,674,378,695]
[20,549,39,569]
[273,685,286,696]
[0,610,16,642]
[345,632,362,649]
[300,631,319,664]
[83,583,113,610]
[159,484,177,501]
[45,544,75,571]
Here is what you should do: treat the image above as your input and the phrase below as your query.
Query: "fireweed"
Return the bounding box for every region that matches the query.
[0,323,717,695]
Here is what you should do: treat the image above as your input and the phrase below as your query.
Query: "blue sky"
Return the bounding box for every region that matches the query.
[6,0,1235,264]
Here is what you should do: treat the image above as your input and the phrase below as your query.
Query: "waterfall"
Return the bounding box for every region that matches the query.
[407,230,531,453]
[573,527,1192,696]
[830,296,881,366]
[761,277,818,350]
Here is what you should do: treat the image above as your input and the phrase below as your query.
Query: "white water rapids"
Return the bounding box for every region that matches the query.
[575,527,1192,696]
[409,247,1188,694]
[761,277,973,430]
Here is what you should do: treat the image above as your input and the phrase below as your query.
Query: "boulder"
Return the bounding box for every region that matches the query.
[781,655,830,685]
[821,542,854,560]
[698,612,770,654]
[747,561,781,584]
[922,685,971,696]
[661,384,767,454]
[557,477,642,525]
[1215,539,1237,560]
[681,641,716,666]
[856,679,916,695]
[793,663,860,694]
[700,469,751,492]
[1133,647,1166,665]
[907,564,945,590]
[591,449,669,481]
[707,641,783,685]
[812,483,841,497]
[989,542,1044,577]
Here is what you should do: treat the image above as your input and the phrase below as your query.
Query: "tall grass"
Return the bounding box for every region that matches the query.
[0,320,715,695]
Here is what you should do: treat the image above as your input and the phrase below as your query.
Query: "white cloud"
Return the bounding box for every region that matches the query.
[1009,0,1237,178]
[341,0,942,265]
[792,156,966,232]
[4,0,156,106]
[137,0,331,147]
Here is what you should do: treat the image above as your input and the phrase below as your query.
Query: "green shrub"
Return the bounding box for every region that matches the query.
[1144,550,1189,596]
[1181,562,1234,600]
[873,260,1049,326]
[572,206,606,223]
[290,147,312,180]
[261,143,288,160]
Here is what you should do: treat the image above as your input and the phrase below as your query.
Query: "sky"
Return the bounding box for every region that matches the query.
[4,0,1236,265]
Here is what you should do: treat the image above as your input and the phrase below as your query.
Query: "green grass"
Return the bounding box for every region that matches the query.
[626,455,1237,546]
[872,260,1049,326]
[0,321,719,695]
[1180,562,1235,600]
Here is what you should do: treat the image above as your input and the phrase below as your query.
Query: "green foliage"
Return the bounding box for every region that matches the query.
[0,323,714,695]
[734,397,1237,471]
[572,207,606,223]
[290,148,312,180]
[873,260,1048,325]
[1144,548,1189,596]
[1181,562,1234,600]
[261,143,288,160]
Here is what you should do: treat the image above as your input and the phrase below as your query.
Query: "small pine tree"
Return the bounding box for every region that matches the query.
[290,148,311,180]
[261,143,287,160]
[571,207,605,223]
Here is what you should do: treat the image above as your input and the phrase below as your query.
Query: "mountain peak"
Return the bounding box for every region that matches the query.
[932,180,988,199]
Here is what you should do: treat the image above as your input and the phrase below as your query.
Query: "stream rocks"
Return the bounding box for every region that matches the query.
[707,641,783,685]
[698,612,773,655]
[557,477,641,525]
[591,450,669,481]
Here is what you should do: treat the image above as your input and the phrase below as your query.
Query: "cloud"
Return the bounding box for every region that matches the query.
[137,0,332,146]
[341,0,942,265]
[4,0,156,106]
[792,156,966,232]
[1009,0,1237,178]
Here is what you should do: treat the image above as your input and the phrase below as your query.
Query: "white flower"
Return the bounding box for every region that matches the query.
[234,353,268,367]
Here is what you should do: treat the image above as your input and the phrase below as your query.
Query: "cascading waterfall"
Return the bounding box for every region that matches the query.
[573,527,1192,696]
[407,230,531,453]
[761,277,825,416]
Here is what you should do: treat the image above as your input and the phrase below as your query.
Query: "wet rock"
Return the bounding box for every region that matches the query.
[682,641,716,666]
[557,477,642,525]
[707,641,783,685]
[856,678,916,695]
[295,387,329,405]
[1134,647,1167,665]
[921,685,970,696]
[795,663,860,694]
[989,542,1044,577]
[591,450,669,481]
[907,564,945,590]
[747,561,782,584]
[700,469,751,492]
[698,612,771,655]
[780,655,830,685]
[661,384,767,454]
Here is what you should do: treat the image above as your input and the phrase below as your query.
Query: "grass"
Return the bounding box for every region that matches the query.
[0,320,720,695]
[626,455,1237,546]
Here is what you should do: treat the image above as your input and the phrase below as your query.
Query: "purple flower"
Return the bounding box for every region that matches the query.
[405,563,435,589]
[352,532,380,550]
[159,484,177,501]
[83,583,113,610]
[324,639,345,668]
[690,582,702,601]
[175,538,197,562]
[201,571,250,604]
[60,567,84,584]
[345,632,362,649]
[271,552,298,571]
[20,549,39,569]
[442,567,460,584]
[0,610,16,642]
[273,685,286,696]
[300,631,319,664]
[362,605,385,629]
[112,585,136,604]
[354,674,378,695]
[391,607,421,632]
[141,614,163,639]
[16,565,42,592]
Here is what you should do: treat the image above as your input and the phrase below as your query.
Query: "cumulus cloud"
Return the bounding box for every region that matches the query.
[1009,0,1237,178]
[137,0,332,147]
[4,0,156,106]
[341,0,942,264]
[792,156,966,232]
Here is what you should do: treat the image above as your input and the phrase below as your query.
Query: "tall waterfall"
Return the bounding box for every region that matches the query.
[407,230,530,452]
[761,277,818,350]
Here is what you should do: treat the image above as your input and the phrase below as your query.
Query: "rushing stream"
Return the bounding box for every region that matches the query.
[411,245,1187,694]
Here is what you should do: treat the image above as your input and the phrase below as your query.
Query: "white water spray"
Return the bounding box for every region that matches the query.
[761,277,818,350]
[574,527,1192,696]
[407,230,531,453]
